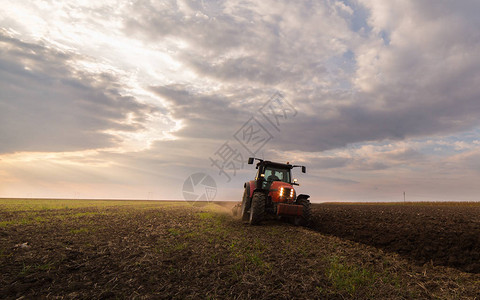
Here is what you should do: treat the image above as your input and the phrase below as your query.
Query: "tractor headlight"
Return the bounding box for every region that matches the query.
[279,187,284,197]
[290,189,294,198]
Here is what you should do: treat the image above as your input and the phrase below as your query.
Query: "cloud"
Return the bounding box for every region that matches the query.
[313,156,351,169]
[352,0,480,128]
[1,0,480,201]
[121,0,480,156]
[124,0,355,89]
[150,84,249,141]
[0,31,157,154]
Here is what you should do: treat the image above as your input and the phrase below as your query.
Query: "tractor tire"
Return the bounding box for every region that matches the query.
[240,188,251,221]
[295,198,311,226]
[249,192,266,225]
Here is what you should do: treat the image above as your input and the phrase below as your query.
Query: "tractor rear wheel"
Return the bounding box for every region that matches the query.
[249,192,266,225]
[295,198,311,226]
[240,188,251,221]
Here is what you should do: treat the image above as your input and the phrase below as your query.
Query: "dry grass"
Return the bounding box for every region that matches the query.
[0,198,186,211]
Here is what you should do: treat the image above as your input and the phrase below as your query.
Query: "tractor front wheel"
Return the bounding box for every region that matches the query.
[249,192,266,225]
[294,198,311,226]
[240,188,251,221]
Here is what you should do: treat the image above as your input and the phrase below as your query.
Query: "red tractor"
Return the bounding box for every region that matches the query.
[240,157,311,225]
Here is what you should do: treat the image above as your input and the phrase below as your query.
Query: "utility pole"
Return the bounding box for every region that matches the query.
[403,191,406,203]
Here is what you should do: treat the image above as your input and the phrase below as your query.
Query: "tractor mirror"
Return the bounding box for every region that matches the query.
[302,166,306,173]
[248,157,254,164]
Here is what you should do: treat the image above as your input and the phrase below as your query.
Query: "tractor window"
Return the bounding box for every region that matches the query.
[264,167,290,183]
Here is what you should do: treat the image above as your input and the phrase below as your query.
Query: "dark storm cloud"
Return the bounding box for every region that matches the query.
[0,32,157,154]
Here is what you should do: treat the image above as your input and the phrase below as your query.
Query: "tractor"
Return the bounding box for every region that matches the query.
[239,157,311,226]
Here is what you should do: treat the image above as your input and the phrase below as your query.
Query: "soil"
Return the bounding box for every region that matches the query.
[1,200,480,299]
[311,203,480,274]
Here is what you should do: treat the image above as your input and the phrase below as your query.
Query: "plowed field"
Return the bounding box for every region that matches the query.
[1,199,480,299]
[312,203,480,274]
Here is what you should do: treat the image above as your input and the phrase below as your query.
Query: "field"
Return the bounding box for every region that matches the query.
[312,203,480,274]
[1,199,480,299]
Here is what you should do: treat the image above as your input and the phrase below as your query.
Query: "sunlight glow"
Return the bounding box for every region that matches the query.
[2,1,191,153]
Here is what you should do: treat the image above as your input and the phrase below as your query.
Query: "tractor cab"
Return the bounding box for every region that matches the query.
[257,163,291,183]
[252,158,305,187]
[254,161,294,192]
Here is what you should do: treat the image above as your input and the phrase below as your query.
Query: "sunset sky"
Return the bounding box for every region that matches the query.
[1,0,480,202]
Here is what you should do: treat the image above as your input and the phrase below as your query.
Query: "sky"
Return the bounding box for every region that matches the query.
[1,0,480,202]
